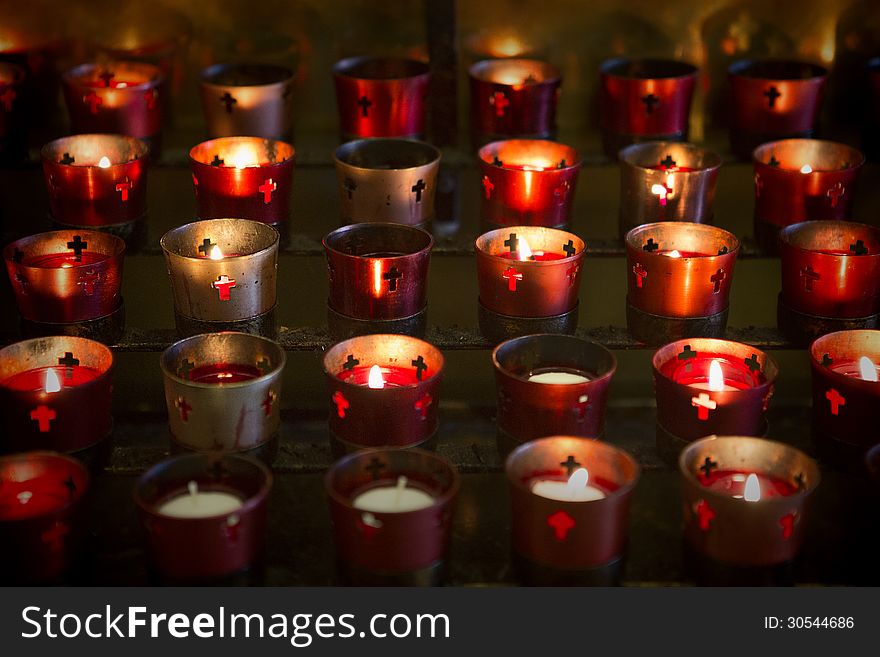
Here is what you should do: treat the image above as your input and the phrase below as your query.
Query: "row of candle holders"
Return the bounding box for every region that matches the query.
[3,53,879,162]
[1,325,878,585]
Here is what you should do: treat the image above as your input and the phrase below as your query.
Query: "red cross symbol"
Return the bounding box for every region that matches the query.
[333,391,349,418]
[415,393,432,420]
[78,270,99,295]
[546,510,576,541]
[212,275,236,301]
[30,405,56,432]
[553,181,570,203]
[633,263,647,288]
[565,264,579,286]
[503,266,523,291]
[780,512,796,540]
[826,182,844,208]
[691,393,717,420]
[0,86,15,111]
[259,178,276,204]
[175,396,192,421]
[262,390,277,417]
[801,265,820,291]
[116,178,132,202]
[710,268,726,293]
[694,499,716,531]
[825,388,844,416]
[41,522,68,549]
[482,175,495,199]
[192,173,199,197]
[490,91,510,117]
[754,172,763,197]
[83,90,103,114]
[144,88,158,110]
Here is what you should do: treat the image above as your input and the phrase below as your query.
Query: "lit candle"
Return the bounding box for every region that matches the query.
[157,480,244,518]
[352,476,434,513]
[698,468,797,500]
[800,164,813,174]
[497,237,566,262]
[338,363,420,387]
[828,355,880,382]
[531,467,607,501]
[687,359,741,393]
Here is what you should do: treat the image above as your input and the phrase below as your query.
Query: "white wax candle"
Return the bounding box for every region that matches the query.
[531,468,606,502]
[527,370,591,385]
[157,480,244,518]
[352,476,434,513]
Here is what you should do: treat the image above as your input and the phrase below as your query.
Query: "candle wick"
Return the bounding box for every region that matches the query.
[394,476,408,509]
[187,480,199,500]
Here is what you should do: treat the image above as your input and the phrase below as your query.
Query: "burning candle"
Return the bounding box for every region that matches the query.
[333,56,430,140]
[324,448,459,585]
[752,140,864,253]
[679,435,819,582]
[468,58,561,146]
[190,136,295,226]
[728,59,828,160]
[505,436,640,585]
[653,338,778,464]
[465,30,535,61]
[598,58,698,159]
[0,336,113,456]
[41,134,149,230]
[323,334,444,454]
[478,139,580,228]
[199,63,295,140]
[0,452,90,583]
[135,453,272,582]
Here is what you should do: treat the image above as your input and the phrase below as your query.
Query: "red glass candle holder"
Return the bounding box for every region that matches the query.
[505,436,639,586]
[323,223,433,339]
[160,219,279,338]
[625,222,740,345]
[0,336,113,461]
[325,448,459,586]
[41,134,149,237]
[134,453,272,584]
[865,58,880,160]
[322,334,443,455]
[778,221,880,345]
[468,58,561,148]
[475,226,585,343]
[199,63,295,140]
[679,436,819,585]
[160,333,286,464]
[190,137,295,227]
[477,139,580,229]
[729,59,828,160]
[599,58,697,159]
[333,56,430,141]
[810,330,880,465]
[618,141,721,237]
[493,335,616,458]
[0,62,26,163]
[653,338,778,465]
[0,452,89,584]
[753,139,864,254]
[62,62,164,153]
[334,138,441,227]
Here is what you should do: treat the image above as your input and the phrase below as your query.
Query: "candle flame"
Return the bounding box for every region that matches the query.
[517,237,533,261]
[665,249,682,258]
[743,473,761,502]
[800,164,813,174]
[487,35,527,58]
[227,145,259,169]
[567,468,590,499]
[209,245,224,260]
[44,368,61,394]
[858,356,878,382]
[368,365,386,389]
[98,156,111,168]
[708,359,725,392]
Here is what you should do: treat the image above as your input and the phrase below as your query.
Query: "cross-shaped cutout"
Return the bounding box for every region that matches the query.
[821,353,833,367]
[710,268,725,293]
[694,499,716,531]
[699,456,718,479]
[343,177,357,199]
[357,95,373,117]
[659,154,676,168]
[98,70,115,87]
[116,178,132,202]
[503,266,523,291]
[565,264,579,287]
[825,388,844,416]
[718,246,729,255]
[768,155,781,167]
[67,235,87,261]
[63,476,77,498]
[691,392,717,420]
[12,247,24,263]
[58,352,79,379]
[220,92,237,113]
[175,396,192,421]
[558,159,568,168]
[504,232,519,253]
[365,457,385,480]
[411,179,426,202]
[0,86,16,111]
[641,93,659,114]
[490,91,510,117]
[547,510,576,541]
[259,178,276,204]
[332,390,349,418]
[415,393,432,420]
[801,265,820,291]
[30,405,56,432]
[343,354,359,370]
[177,359,195,379]
[850,240,868,256]
[492,155,503,166]
[562,240,576,257]
[763,85,781,108]
[482,175,495,199]
[211,155,224,167]
[560,455,581,476]
[60,153,75,165]
[411,355,428,380]
[78,270,99,295]
[262,390,276,417]
[632,263,647,288]
[212,275,236,301]
[826,182,845,208]
[83,90,103,114]
[678,345,697,361]
[383,267,402,291]
[744,354,761,372]
[643,238,659,252]
[198,238,215,256]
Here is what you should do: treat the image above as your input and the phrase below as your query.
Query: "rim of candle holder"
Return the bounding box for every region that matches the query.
[600,57,698,80]
[322,333,444,389]
[475,226,585,267]
[810,329,880,390]
[618,140,721,172]
[653,337,780,389]
[334,137,440,172]
[333,56,430,81]
[729,58,828,82]
[0,335,114,386]
[753,138,865,174]
[160,218,280,262]
[323,222,433,259]
[189,136,295,168]
[493,333,616,388]
[0,450,90,519]
[134,452,272,521]
[41,133,150,167]
[200,62,294,88]
[159,331,286,389]
[478,138,581,171]
[468,57,561,85]
[63,60,164,91]
[625,221,740,257]
[778,220,880,256]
